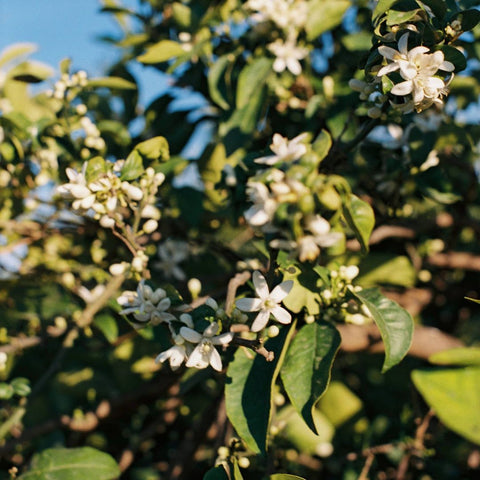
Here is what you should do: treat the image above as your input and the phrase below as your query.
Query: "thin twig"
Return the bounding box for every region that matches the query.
[225,271,251,316]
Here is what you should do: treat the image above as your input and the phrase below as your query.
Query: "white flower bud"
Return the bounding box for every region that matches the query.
[188,278,202,299]
[76,104,87,115]
[132,255,146,272]
[267,325,280,338]
[238,457,250,469]
[99,215,115,228]
[109,262,126,276]
[143,219,158,234]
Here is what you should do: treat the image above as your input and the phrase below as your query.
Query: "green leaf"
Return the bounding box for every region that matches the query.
[420,0,447,18]
[441,45,467,72]
[270,475,306,480]
[18,447,121,480]
[10,377,31,397]
[342,195,375,255]
[122,151,145,181]
[0,43,37,68]
[85,156,108,183]
[236,57,273,109]
[357,254,416,288]
[137,40,185,64]
[281,265,322,315]
[312,130,332,162]
[348,288,413,372]
[134,136,170,161]
[451,8,480,32]
[93,314,119,344]
[429,347,480,366]
[203,465,229,480]
[225,325,294,455]
[10,61,53,83]
[466,296,480,305]
[172,2,193,29]
[0,382,14,400]
[386,8,422,26]
[412,367,480,445]
[306,0,351,40]
[86,76,137,90]
[281,323,341,434]
[208,55,232,110]
[373,0,398,20]
[317,381,362,427]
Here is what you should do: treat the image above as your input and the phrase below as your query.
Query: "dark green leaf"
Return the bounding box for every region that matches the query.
[420,0,447,18]
[281,323,341,434]
[93,314,119,344]
[441,45,466,72]
[236,57,273,109]
[208,55,232,110]
[203,465,229,480]
[451,8,480,32]
[18,447,120,480]
[342,195,375,255]
[86,76,137,90]
[11,377,31,397]
[225,325,293,455]
[349,288,413,372]
[412,367,480,445]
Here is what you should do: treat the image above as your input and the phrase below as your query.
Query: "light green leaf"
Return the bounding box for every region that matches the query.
[236,57,273,109]
[18,447,120,480]
[10,377,31,397]
[306,0,351,40]
[429,347,480,367]
[466,296,480,305]
[137,40,185,64]
[85,156,108,183]
[0,43,37,68]
[348,288,413,372]
[281,323,341,434]
[10,61,53,83]
[312,130,332,162]
[281,265,322,315]
[386,8,421,26]
[122,151,144,181]
[317,381,362,427]
[134,136,170,161]
[93,314,119,344]
[172,2,193,29]
[342,195,375,255]
[357,254,416,288]
[86,76,137,90]
[208,55,232,110]
[270,475,306,480]
[225,325,293,455]
[412,367,480,445]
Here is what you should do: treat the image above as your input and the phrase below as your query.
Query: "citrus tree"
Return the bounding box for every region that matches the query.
[1,1,480,479]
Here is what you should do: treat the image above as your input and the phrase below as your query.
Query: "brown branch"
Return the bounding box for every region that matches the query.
[427,251,480,271]
[338,324,463,360]
[347,225,416,251]
[225,271,251,316]
[0,336,41,355]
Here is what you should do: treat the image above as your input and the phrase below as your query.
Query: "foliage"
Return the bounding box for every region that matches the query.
[1,0,480,479]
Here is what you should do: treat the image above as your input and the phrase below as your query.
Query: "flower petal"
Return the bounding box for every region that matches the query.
[185,345,208,368]
[212,332,234,345]
[253,271,269,299]
[377,63,399,77]
[251,309,271,332]
[378,46,399,60]
[398,33,409,54]
[391,80,413,96]
[270,280,294,302]
[271,306,292,324]
[209,348,223,371]
[236,297,263,312]
[180,326,203,343]
[204,322,220,337]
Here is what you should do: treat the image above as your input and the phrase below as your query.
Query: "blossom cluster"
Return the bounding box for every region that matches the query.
[117,270,294,371]
[244,133,343,262]
[245,0,309,75]
[57,159,164,232]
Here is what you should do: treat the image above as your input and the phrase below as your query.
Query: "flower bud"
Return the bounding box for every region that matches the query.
[188,278,202,299]
[143,219,158,234]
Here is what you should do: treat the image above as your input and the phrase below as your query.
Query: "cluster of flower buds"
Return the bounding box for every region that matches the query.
[79,116,106,153]
[57,158,164,232]
[49,70,88,100]
[244,133,343,262]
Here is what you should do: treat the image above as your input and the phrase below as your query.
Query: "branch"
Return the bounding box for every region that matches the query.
[225,271,251,316]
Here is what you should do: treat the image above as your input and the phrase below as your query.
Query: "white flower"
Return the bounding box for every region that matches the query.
[180,322,234,371]
[236,271,293,332]
[377,33,454,111]
[244,182,278,228]
[57,165,96,210]
[268,37,309,75]
[255,133,308,165]
[117,280,175,326]
[155,239,189,281]
[155,344,188,371]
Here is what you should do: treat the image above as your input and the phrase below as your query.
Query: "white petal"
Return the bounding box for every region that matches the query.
[209,348,223,371]
[185,346,208,368]
[254,155,278,165]
[212,332,234,345]
[236,297,263,312]
[273,57,286,72]
[70,184,91,198]
[286,58,302,76]
[204,322,220,337]
[269,281,294,303]
[408,46,429,57]
[271,306,292,324]
[398,33,409,54]
[180,326,203,343]
[439,60,455,72]
[377,63,399,77]
[156,297,171,311]
[251,309,271,332]
[253,271,269,299]
[391,80,413,96]
[378,45,399,60]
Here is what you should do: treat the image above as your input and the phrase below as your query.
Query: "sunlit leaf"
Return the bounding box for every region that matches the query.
[429,347,480,366]
[87,76,137,90]
[137,40,185,64]
[348,288,413,372]
[342,195,375,255]
[306,0,351,40]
